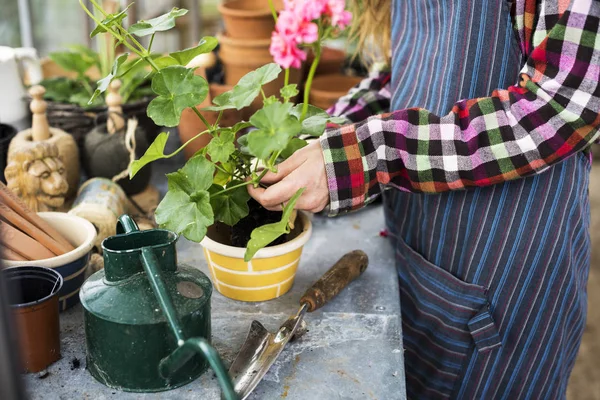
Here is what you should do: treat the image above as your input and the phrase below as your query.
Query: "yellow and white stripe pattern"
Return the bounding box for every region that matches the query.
[200,212,312,302]
[203,248,303,301]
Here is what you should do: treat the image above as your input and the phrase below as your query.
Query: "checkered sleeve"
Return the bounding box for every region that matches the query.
[326,69,392,124]
[321,0,600,216]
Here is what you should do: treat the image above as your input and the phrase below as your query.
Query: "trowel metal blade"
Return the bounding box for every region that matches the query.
[228,310,305,400]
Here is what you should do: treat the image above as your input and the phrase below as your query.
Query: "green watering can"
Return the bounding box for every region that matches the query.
[79,215,237,399]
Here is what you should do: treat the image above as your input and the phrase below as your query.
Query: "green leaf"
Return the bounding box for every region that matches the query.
[280,84,298,100]
[169,37,218,65]
[207,130,235,164]
[231,121,252,133]
[90,4,133,37]
[130,132,170,178]
[48,51,95,77]
[244,188,304,261]
[166,155,215,194]
[280,137,308,159]
[202,63,281,111]
[247,102,302,159]
[89,53,129,104]
[152,56,177,69]
[155,189,213,242]
[237,134,252,156]
[263,95,278,106]
[129,7,188,37]
[213,160,235,186]
[209,182,250,226]
[147,66,209,127]
[290,104,346,136]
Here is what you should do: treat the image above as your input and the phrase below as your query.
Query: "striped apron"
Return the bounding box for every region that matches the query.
[386,1,591,399]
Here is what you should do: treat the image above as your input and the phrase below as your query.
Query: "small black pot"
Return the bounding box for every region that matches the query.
[0,123,17,183]
[83,123,151,195]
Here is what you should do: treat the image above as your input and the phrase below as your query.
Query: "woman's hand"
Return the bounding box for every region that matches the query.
[248,140,329,212]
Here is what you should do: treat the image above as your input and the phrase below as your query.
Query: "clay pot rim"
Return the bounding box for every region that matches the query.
[310,74,363,97]
[2,266,63,308]
[201,212,312,259]
[217,33,272,48]
[217,0,277,18]
[2,212,97,268]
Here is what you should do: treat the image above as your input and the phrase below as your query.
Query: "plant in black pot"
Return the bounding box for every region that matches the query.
[0,123,17,183]
[39,41,156,150]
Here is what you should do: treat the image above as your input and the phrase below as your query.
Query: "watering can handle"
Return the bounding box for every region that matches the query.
[139,246,238,400]
[117,214,140,234]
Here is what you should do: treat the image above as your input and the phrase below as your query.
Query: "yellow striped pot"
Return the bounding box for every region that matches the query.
[200,212,312,302]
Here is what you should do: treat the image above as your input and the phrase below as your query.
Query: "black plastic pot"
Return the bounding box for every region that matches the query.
[0,123,17,183]
[3,266,63,373]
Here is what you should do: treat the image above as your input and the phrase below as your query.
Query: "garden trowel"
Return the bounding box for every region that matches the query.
[227,250,369,400]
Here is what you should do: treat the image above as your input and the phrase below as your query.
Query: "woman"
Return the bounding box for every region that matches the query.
[250,0,599,398]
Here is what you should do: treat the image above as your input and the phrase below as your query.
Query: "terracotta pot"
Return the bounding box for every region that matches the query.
[201,212,312,302]
[306,47,347,77]
[218,0,282,39]
[3,266,63,373]
[309,74,363,111]
[0,123,17,183]
[179,83,244,160]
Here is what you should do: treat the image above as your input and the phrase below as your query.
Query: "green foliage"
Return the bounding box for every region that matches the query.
[244,188,304,261]
[248,102,302,160]
[128,8,188,37]
[147,66,208,127]
[89,53,129,104]
[81,1,344,259]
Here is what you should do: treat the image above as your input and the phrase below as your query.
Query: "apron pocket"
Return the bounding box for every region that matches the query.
[396,237,501,398]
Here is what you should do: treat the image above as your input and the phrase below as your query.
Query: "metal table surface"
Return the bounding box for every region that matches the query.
[22,133,406,400]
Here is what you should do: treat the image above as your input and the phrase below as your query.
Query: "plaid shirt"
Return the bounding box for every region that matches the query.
[321,0,600,216]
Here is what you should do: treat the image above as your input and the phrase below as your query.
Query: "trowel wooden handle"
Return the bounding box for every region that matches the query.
[300,250,368,312]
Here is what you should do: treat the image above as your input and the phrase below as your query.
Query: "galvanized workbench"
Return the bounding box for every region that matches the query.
[23,134,407,400]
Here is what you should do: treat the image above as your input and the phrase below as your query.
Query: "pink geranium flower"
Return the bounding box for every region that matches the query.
[276,10,318,44]
[270,31,307,69]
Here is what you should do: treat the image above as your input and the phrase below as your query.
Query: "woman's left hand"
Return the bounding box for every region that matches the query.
[247,140,329,212]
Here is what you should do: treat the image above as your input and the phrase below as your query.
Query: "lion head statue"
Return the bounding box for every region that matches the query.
[5,142,69,212]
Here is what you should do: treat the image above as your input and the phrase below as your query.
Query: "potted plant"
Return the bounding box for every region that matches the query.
[79,0,351,301]
[39,41,155,149]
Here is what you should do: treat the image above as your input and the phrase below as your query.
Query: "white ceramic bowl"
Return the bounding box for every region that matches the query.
[2,212,97,310]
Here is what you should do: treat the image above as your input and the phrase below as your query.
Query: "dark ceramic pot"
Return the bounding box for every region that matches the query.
[0,123,17,183]
[83,123,151,195]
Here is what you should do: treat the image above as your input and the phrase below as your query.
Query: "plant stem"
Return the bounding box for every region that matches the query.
[260,88,267,101]
[164,129,210,158]
[80,77,95,96]
[267,0,278,22]
[284,68,289,87]
[148,33,155,52]
[301,42,321,120]
[192,107,213,130]
[211,180,252,198]
[213,163,230,175]
[214,110,223,127]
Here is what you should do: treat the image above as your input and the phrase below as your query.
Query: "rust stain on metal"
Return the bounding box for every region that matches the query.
[337,369,360,384]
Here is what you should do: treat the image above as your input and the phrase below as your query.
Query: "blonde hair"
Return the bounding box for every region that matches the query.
[349,0,392,66]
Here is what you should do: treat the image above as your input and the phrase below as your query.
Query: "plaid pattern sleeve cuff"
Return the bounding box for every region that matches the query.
[320,123,384,216]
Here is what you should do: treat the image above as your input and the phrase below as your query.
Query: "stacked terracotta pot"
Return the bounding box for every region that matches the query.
[218,0,300,111]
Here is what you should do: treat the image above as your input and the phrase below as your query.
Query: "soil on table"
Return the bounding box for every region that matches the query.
[230,199,287,247]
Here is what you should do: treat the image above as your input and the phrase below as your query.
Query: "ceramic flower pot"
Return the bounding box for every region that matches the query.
[179,83,242,160]
[83,122,151,195]
[218,0,283,39]
[309,73,363,111]
[0,123,17,183]
[306,47,347,77]
[201,212,312,302]
[2,265,63,373]
[2,212,97,311]
[218,34,303,91]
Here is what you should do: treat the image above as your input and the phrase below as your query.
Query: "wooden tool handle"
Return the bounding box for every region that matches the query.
[0,182,75,251]
[29,85,50,141]
[300,250,369,312]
